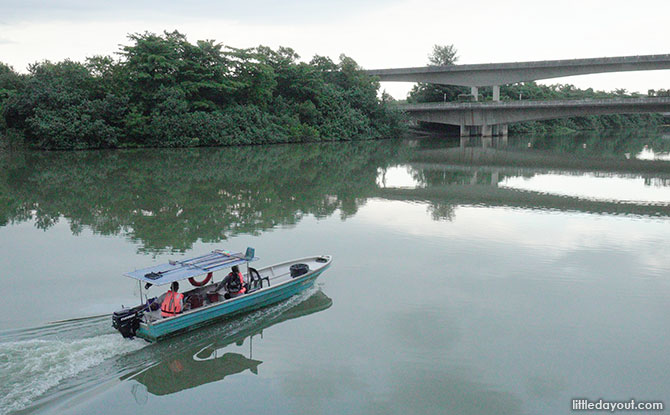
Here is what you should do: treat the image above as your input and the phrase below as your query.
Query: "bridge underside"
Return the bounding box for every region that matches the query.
[401,98,670,137]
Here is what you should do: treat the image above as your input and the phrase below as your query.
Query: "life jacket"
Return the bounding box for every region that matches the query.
[226,271,246,294]
[161,290,184,317]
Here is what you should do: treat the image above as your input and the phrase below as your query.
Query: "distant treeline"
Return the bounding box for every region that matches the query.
[407,45,665,135]
[648,89,670,97]
[0,31,406,150]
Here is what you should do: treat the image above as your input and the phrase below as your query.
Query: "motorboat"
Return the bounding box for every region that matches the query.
[112,248,332,342]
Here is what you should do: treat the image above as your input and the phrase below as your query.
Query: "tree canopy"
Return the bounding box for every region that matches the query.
[0,31,405,149]
[408,44,468,103]
[428,44,459,66]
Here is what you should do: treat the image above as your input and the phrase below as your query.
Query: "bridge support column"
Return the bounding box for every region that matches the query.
[460,124,470,137]
[489,124,508,138]
[460,124,507,138]
[493,85,500,101]
[499,123,508,137]
[470,86,478,101]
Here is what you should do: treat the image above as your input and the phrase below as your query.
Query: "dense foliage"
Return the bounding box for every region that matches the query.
[0,31,405,149]
[407,45,664,134]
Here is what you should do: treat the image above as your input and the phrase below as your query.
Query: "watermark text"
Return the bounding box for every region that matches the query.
[572,399,664,412]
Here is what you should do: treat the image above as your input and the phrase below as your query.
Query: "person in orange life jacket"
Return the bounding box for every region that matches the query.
[220,265,246,299]
[161,281,184,317]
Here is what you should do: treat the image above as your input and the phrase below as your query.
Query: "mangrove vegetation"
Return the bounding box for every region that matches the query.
[0,31,405,150]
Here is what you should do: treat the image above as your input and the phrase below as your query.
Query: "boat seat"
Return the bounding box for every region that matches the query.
[246,267,270,293]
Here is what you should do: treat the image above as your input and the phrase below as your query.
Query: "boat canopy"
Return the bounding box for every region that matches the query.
[124,248,258,286]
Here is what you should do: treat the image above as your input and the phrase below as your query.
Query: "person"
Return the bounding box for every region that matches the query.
[218,265,246,299]
[161,281,184,317]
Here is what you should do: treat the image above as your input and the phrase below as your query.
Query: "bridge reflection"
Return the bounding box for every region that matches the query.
[377,137,670,219]
[2,138,670,254]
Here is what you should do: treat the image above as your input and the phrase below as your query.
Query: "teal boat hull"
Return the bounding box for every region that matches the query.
[136,267,328,342]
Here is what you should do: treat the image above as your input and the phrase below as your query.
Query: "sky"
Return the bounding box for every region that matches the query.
[1,0,670,99]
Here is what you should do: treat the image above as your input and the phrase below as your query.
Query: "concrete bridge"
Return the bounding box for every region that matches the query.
[368,54,670,136]
[398,97,670,137]
[368,54,670,101]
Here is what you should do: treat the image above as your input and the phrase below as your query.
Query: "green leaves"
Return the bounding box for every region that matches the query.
[428,44,459,66]
[1,31,405,149]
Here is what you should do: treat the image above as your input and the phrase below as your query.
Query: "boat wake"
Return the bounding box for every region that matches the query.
[0,286,323,414]
[0,317,146,415]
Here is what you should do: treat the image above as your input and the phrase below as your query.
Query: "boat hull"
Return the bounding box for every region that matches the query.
[136,263,329,342]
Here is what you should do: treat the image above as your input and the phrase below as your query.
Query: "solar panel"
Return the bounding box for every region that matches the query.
[124,248,258,286]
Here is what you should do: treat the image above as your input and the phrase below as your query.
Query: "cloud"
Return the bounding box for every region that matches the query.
[1,0,670,96]
[0,0,398,25]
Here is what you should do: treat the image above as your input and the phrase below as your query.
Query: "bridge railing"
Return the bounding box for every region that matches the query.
[397,97,670,110]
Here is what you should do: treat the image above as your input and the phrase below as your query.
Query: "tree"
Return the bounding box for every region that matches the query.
[428,44,459,66]
[0,63,25,130]
[1,31,406,149]
[2,60,127,149]
[408,44,466,104]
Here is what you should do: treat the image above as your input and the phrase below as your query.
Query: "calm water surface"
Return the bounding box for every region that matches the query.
[1,133,670,414]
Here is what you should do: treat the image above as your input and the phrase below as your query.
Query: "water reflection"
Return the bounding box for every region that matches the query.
[379,162,670,219]
[499,173,670,204]
[637,145,670,161]
[0,143,399,253]
[4,133,670,415]
[3,133,670,254]
[125,290,332,398]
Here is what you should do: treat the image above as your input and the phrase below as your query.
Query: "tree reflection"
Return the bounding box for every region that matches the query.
[3,133,670,252]
[0,142,402,253]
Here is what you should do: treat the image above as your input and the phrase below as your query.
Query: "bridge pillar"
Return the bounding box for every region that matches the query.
[493,85,500,101]
[470,86,479,101]
[460,123,507,138]
[460,124,469,137]
[499,123,508,137]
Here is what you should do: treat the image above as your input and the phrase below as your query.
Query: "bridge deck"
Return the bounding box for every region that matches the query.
[367,54,670,87]
[398,97,670,111]
[397,97,670,127]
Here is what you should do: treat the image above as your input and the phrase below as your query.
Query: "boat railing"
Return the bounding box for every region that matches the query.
[142,261,324,326]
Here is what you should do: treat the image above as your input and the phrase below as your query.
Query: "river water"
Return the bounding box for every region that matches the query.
[1,132,669,414]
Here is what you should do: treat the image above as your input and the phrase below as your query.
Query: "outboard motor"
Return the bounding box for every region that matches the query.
[112,306,143,339]
[290,263,309,278]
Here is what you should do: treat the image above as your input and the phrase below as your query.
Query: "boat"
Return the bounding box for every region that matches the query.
[112,247,333,342]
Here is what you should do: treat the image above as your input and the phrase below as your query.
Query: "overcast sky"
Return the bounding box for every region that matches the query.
[1,0,669,98]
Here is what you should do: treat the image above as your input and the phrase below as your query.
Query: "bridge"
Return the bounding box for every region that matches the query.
[368,54,670,101]
[398,97,670,137]
[367,54,670,136]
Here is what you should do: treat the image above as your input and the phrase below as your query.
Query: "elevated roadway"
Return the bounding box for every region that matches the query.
[367,54,670,88]
[397,97,670,136]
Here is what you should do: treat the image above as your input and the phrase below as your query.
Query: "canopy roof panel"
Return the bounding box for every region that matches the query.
[124,248,258,286]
